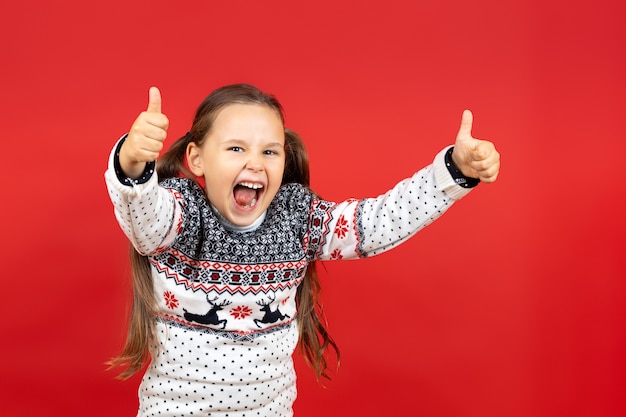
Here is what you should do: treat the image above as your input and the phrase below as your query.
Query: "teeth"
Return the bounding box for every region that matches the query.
[242,198,257,209]
[238,182,263,189]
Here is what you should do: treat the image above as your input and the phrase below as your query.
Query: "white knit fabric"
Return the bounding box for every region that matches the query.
[105,142,471,417]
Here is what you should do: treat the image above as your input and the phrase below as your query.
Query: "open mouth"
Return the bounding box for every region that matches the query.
[233,182,264,209]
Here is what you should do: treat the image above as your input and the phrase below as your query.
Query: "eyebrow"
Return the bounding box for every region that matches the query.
[222,139,284,148]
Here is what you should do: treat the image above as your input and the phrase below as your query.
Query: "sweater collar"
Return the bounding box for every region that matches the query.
[210,205,266,233]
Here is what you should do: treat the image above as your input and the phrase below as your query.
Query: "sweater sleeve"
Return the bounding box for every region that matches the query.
[104,137,183,255]
[305,146,473,261]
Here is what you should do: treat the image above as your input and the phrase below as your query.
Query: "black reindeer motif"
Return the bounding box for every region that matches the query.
[183,295,232,329]
[254,294,290,328]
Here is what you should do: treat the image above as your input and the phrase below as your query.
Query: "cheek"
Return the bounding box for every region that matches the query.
[276,163,286,179]
[273,158,286,177]
[203,157,232,184]
[265,162,284,187]
[203,174,232,204]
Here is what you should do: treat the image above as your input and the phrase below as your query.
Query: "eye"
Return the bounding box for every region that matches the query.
[229,146,243,152]
[264,146,284,156]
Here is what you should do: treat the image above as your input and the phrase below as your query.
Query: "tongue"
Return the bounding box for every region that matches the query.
[234,186,257,206]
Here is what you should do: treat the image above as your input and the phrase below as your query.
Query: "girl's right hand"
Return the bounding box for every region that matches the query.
[119,87,169,179]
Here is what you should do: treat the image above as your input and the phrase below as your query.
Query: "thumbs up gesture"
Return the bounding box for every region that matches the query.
[451,110,500,183]
[119,87,170,179]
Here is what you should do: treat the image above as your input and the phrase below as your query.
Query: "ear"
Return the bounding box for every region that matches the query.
[186,142,204,176]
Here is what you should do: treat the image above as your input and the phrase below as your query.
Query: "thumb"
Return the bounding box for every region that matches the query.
[456,109,473,139]
[147,86,162,113]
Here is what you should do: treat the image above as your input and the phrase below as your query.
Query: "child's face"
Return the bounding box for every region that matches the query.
[187,103,286,226]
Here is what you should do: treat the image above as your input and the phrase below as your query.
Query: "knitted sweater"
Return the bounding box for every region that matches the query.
[105,142,472,417]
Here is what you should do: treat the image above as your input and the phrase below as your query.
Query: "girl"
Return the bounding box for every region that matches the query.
[105,84,500,417]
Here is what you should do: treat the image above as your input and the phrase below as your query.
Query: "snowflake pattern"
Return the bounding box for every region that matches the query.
[330,248,343,260]
[158,179,315,265]
[334,215,349,239]
[230,305,253,320]
[164,291,179,310]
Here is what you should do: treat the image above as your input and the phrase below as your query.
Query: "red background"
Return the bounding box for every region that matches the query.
[1,1,625,416]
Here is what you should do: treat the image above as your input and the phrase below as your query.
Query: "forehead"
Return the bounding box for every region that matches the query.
[211,103,284,134]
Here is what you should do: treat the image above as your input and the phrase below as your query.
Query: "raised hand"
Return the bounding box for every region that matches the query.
[119,87,170,179]
[451,110,500,183]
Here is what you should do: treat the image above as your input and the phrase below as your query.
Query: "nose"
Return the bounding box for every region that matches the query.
[245,153,264,172]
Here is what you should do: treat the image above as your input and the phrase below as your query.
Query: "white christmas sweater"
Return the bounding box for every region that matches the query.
[105,140,472,417]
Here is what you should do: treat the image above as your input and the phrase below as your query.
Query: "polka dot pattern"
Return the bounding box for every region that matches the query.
[309,164,456,261]
[357,166,451,257]
[138,320,298,417]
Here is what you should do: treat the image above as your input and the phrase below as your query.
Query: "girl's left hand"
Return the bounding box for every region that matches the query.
[451,110,500,183]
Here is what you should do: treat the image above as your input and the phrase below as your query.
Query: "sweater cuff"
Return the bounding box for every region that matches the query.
[433,146,474,200]
[105,135,158,198]
[111,134,156,186]
[444,147,480,188]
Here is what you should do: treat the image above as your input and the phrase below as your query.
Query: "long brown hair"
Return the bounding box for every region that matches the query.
[108,84,339,380]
